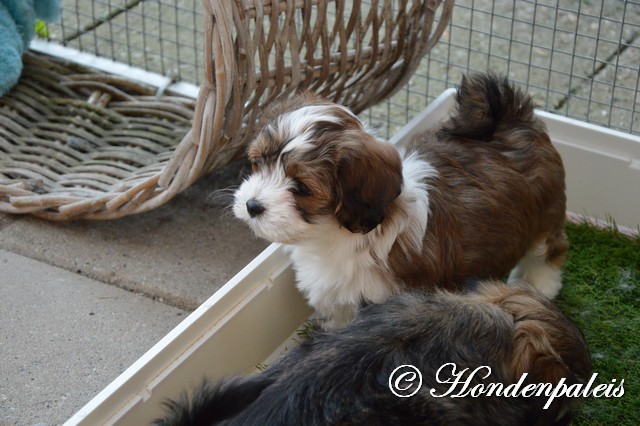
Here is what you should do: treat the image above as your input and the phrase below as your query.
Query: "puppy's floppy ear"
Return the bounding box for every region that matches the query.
[334,136,403,234]
[508,320,586,424]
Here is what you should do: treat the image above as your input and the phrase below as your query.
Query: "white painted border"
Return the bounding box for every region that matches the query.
[29,40,201,99]
[538,110,640,235]
[65,88,640,425]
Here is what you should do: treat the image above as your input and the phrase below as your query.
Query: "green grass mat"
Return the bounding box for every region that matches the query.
[557,222,640,425]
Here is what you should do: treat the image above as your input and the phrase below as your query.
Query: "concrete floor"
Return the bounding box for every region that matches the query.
[0,161,269,425]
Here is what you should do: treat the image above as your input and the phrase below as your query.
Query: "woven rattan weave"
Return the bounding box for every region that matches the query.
[0,0,453,220]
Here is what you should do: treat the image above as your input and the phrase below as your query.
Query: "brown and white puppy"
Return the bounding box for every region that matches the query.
[233,73,567,326]
[155,282,592,426]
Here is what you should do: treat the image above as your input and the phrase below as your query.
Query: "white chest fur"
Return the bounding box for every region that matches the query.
[287,234,397,326]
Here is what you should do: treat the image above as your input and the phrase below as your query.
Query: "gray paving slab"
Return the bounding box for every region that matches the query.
[0,160,269,311]
[0,249,187,426]
[0,214,15,231]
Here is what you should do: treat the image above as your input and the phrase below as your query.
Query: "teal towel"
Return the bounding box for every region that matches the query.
[0,0,60,96]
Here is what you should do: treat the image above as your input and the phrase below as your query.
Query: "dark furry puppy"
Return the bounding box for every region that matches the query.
[155,282,591,426]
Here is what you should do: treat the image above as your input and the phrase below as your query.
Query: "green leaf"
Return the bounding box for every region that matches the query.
[35,20,50,39]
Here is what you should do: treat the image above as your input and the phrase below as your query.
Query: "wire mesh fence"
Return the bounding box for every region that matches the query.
[45,0,640,138]
[48,0,206,86]
[364,0,640,137]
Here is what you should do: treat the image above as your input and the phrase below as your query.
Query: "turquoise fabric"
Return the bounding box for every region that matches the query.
[0,0,60,96]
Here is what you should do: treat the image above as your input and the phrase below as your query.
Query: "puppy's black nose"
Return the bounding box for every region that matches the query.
[246,198,265,218]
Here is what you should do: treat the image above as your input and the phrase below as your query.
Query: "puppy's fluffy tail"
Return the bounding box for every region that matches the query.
[441,72,539,142]
[154,375,273,426]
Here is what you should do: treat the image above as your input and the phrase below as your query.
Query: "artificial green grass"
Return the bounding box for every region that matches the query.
[556,222,640,425]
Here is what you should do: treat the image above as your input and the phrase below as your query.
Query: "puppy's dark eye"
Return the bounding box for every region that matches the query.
[250,158,264,173]
[291,180,311,196]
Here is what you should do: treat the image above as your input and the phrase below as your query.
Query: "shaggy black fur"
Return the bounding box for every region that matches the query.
[154,282,591,426]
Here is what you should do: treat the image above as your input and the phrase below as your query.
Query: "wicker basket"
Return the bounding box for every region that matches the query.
[0,0,453,220]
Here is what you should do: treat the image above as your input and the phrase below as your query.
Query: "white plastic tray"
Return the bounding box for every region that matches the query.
[65,89,640,425]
